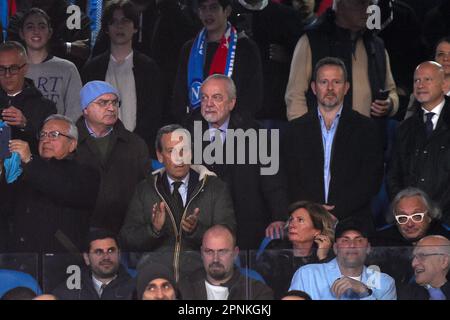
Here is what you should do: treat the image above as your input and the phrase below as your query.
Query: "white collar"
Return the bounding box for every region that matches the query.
[167,172,190,187]
[421,98,446,117]
[110,51,134,63]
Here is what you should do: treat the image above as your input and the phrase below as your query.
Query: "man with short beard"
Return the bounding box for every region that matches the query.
[283,57,383,231]
[179,224,273,300]
[53,229,135,300]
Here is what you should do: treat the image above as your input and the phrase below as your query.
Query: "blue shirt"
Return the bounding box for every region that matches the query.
[318,107,342,203]
[289,258,397,300]
[85,119,113,138]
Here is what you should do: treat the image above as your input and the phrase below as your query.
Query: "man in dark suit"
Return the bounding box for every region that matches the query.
[185,74,289,249]
[283,56,383,230]
[387,61,450,226]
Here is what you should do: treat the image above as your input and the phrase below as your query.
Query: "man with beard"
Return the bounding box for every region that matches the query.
[53,229,135,300]
[290,218,396,300]
[179,224,273,300]
[283,57,383,231]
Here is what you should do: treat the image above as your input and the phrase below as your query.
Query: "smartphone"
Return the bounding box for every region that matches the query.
[375,89,390,100]
[0,125,11,160]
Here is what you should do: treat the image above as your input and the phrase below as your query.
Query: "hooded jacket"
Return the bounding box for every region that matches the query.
[120,165,236,281]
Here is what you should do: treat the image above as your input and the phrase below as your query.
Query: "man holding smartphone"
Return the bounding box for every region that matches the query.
[0,41,56,152]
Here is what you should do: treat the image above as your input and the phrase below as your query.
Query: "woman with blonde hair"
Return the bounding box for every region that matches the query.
[255,201,335,299]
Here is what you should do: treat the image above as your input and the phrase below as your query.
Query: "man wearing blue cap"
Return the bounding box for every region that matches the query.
[74,80,150,235]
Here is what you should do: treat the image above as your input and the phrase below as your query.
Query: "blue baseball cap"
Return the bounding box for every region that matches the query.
[80,81,120,111]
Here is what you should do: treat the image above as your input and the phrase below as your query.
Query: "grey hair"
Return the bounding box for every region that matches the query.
[155,124,188,152]
[43,114,78,140]
[201,74,237,100]
[312,56,348,82]
[390,187,442,222]
[0,41,28,60]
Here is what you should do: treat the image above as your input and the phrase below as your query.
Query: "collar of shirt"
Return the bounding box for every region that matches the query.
[92,275,117,296]
[421,98,446,129]
[7,90,22,97]
[167,172,190,206]
[110,51,134,64]
[317,105,343,131]
[85,119,113,138]
[238,0,268,10]
[208,116,230,142]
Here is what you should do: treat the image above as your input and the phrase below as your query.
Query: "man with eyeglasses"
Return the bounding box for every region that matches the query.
[81,0,163,157]
[6,114,100,254]
[53,229,135,300]
[0,41,56,152]
[75,80,149,235]
[373,187,449,247]
[179,224,273,300]
[290,218,396,300]
[398,235,450,300]
[370,188,449,285]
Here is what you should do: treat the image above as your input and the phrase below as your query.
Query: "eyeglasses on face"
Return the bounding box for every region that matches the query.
[0,63,27,76]
[92,99,121,108]
[394,212,426,225]
[38,130,73,140]
[411,252,448,262]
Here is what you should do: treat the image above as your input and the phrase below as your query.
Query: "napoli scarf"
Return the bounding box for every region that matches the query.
[0,121,22,184]
[187,22,237,110]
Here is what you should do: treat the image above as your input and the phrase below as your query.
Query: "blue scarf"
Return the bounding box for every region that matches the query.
[187,22,237,110]
[0,121,22,184]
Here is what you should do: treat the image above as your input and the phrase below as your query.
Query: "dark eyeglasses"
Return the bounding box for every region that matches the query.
[394,212,426,225]
[0,63,27,76]
[92,99,121,108]
[38,130,73,140]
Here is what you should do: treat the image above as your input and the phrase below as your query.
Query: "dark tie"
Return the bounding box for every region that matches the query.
[99,283,107,297]
[172,181,184,213]
[427,286,446,300]
[425,112,435,138]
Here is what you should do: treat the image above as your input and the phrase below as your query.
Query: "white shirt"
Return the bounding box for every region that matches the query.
[421,98,446,130]
[167,173,189,206]
[92,275,116,297]
[205,281,229,300]
[207,117,230,144]
[106,51,137,131]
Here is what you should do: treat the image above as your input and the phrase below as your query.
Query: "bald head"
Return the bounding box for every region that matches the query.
[202,225,236,248]
[413,61,446,111]
[33,294,58,300]
[416,235,450,255]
